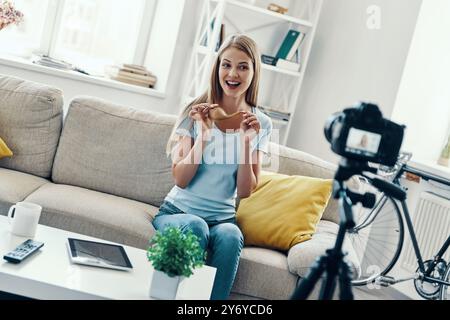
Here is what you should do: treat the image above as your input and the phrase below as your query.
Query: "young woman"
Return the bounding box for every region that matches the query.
[153,35,273,300]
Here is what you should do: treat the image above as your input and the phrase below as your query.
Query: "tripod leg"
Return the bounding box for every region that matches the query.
[338,259,354,300]
[320,253,339,300]
[291,255,327,300]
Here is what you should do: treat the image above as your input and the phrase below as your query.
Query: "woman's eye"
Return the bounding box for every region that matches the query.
[222,63,230,68]
[239,66,248,70]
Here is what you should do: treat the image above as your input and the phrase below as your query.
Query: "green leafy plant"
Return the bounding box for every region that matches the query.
[147,226,205,278]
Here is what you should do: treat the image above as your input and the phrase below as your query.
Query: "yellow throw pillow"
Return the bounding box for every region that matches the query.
[0,137,13,159]
[236,171,333,251]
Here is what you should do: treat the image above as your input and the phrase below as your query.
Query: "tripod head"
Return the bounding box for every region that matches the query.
[333,158,377,218]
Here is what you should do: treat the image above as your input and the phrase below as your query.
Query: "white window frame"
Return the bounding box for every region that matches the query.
[36,0,157,66]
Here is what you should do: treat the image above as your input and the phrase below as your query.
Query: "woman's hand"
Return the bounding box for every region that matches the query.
[188,103,218,130]
[240,111,260,144]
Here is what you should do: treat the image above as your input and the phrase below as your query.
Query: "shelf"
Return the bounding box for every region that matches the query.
[196,46,301,77]
[212,0,313,28]
[261,62,301,77]
[186,0,323,146]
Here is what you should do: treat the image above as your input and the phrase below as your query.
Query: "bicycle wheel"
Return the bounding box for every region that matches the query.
[349,193,404,285]
[439,262,450,300]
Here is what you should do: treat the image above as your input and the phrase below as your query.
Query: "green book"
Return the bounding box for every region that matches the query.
[276,30,301,60]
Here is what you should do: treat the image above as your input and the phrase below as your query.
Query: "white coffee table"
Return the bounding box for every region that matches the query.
[0,216,216,300]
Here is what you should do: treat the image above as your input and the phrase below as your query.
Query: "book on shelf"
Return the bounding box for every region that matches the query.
[276,29,306,61]
[218,23,225,51]
[261,54,301,72]
[261,54,278,66]
[200,18,225,51]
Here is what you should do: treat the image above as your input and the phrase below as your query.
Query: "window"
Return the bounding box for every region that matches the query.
[0,0,155,74]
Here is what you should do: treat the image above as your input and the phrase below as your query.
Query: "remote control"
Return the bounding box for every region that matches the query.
[3,239,44,264]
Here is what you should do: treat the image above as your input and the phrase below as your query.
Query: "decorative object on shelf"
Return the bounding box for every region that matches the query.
[106,64,157,88]
[0,0,23,31]
[437,134,450,167]
[267,3,288,15]
[147,226,205,299]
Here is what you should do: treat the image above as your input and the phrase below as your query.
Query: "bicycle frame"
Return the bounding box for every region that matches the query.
[392,165,450,287]
[399,200,450,286]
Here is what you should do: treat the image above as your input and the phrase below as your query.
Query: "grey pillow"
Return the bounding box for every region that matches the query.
[52,96,176,207]
[0,75,63,178]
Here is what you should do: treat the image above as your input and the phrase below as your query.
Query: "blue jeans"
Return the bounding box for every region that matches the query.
[152,201,244,300]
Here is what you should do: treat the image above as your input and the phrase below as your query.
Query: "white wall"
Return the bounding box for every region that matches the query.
[0,0,200,117]
[391,0,450,163]
[287,0,422,163]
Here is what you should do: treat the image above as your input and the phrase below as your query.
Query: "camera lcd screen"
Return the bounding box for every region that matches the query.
[345,128,381,157]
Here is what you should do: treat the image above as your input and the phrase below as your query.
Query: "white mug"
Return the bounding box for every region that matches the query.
[7,202,42,238]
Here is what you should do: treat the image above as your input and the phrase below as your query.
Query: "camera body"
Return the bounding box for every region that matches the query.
[324,102,404,167]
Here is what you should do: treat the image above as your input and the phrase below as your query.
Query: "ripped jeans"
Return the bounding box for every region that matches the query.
[152,200,244,300]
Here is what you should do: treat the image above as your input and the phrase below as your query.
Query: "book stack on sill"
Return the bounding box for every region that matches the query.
[259,106,291,123]
[107,64,157,88]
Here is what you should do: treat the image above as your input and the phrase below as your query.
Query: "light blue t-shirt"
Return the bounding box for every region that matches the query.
[165,107,273,223]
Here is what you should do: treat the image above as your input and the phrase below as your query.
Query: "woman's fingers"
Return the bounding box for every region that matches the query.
[244,116,257,124]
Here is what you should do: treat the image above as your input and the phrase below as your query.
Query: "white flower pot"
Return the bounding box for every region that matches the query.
[149,270,185,300]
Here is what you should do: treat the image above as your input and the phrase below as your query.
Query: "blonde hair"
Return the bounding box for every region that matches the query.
[166,34,262,155]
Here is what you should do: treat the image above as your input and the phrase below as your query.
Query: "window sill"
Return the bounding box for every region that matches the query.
[0,55,166,99]
[407,158,450,182]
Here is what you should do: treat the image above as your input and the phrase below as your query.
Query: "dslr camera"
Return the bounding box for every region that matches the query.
[324,102,405,167]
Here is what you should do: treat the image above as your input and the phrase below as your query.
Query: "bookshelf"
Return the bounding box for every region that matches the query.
[182,0,323,145]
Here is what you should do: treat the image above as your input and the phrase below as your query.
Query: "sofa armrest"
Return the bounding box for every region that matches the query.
[264,142,337,179]
[287,221,361,279]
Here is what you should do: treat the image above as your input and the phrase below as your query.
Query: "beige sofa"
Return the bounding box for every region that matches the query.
[0,75,360,300]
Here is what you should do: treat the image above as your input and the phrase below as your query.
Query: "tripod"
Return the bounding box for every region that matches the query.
[291,159,378,300]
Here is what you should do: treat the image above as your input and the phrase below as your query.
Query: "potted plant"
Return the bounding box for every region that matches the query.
[147,226,205,299]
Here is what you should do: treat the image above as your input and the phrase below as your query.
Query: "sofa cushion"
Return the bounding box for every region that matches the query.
[0,75,63,178]
[52,96,176,207]
[264,143,361,224]
[232,247,298,300]
[237,171,333,251]
[287,220,361,278]
[0,168,50,214]
[25,183,159,249]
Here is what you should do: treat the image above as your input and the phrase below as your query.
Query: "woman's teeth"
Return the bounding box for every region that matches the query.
[226,81,240,88]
